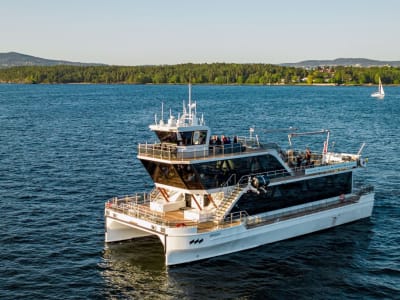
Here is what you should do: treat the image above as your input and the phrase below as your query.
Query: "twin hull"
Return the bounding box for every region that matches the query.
[105,192,374,266]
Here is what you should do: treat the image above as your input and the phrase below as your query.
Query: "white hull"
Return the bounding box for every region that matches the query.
[105,192,374,266]
[371,92,384,99]
[105,86,375,266]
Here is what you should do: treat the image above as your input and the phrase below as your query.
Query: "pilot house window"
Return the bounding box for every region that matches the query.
[179,131,207,146]
[156,131,178,144]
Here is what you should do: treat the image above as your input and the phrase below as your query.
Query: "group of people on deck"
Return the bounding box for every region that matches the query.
[296,147,313,167]
[210,135,238,146]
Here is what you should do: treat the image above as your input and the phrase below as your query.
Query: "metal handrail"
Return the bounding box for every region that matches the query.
[105,198,198,228]
[223,210,249,224]
[105,185,374,229]
[244,186,374,228]
[137,142,260,161]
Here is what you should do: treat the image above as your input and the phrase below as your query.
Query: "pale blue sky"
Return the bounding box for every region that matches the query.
[1,0,399,65]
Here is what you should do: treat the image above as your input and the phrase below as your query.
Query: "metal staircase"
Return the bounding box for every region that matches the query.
[214,185,244,221]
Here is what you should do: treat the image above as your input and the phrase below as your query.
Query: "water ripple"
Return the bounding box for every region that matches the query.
[0,84,399,299]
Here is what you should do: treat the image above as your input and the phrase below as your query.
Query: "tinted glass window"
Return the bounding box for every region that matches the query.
[141,153,285,190]
[155,131,178,144]
[192,154,285,189]
[232,172,352,215]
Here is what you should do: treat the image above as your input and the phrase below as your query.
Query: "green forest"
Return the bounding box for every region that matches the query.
[1,63,400,85]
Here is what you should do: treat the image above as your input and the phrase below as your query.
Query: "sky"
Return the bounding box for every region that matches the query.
[1,0,399,65]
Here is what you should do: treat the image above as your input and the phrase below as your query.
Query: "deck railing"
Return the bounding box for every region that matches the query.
[222,210,249,224]
[244,185,374,228]
[137,142,259,161]
[105,185,373,230]
[105,194,198,228]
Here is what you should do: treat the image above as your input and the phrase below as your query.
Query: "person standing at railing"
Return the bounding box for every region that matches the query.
[296,155,303,168]
[305,147,311,165]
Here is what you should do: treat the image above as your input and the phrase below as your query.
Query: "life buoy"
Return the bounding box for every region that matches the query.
[176,223,186,228]
[359,158,367,167]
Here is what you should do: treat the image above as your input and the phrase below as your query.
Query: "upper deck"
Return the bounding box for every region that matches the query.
[137,135,271,162]
[138,85,366,184]
[138,136,363,178]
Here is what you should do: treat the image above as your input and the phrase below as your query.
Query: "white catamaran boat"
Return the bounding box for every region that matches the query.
[105,85,375,266]
[371,77,385,98]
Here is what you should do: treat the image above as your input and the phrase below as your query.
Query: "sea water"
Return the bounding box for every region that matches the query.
[0,84,399,299]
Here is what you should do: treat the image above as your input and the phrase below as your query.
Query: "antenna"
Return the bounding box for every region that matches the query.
[357,142,366,155]
[249,127,255,139]
[161,102,164,123]
[189,82,192,103]
[188,83,192,116]
[325,130,330,153]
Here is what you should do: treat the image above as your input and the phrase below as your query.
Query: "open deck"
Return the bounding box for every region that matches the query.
[138,138,360,174]
[137,136,276,162]
[105,186,373,233]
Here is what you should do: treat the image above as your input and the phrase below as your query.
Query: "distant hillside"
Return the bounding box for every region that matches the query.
[0,52,105,68]
[3,52,400,69]
[281,58,400,68]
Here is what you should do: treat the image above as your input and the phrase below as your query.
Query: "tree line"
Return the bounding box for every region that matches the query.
[0,63,399,85]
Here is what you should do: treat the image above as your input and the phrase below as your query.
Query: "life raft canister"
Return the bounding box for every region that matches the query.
[251,175,270,189]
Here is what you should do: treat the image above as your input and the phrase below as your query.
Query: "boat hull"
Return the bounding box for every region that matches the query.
[165,192,374,265]
[105,192,374,266]
[371,92,384,99]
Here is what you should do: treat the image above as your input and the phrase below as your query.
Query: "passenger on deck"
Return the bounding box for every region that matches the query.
[222,135,231,144]
[233,135,238,144]
[210,136,216,145]
[305,147,311,164]
[221,135,227,144]
[297,155,303,168]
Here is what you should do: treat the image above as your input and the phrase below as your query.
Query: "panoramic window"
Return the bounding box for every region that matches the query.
[178,130,207,146]
[155,131,178,144]
[192,154,285,189]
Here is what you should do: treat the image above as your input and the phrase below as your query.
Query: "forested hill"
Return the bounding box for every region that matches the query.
[1,52,400,85]
[1,63,400,85]
[3,52,400,69]
[0,52,104,68]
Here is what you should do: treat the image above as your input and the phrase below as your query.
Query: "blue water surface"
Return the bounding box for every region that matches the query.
[0,84,399,299]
